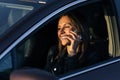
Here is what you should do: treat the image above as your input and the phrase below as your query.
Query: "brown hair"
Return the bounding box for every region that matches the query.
[57,12,90,60]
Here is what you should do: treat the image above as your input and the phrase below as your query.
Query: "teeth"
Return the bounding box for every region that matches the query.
[61,36,67,39]
[61,37,66,38]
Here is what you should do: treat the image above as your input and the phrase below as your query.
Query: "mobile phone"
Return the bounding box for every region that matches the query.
[73,30,82,40]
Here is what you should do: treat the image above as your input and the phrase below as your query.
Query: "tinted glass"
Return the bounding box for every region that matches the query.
[0,0,55,37]
[0,2,33,36]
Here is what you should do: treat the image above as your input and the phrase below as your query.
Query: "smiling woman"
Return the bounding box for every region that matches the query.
[44,12,110,75]
[45,12,88,75]
[7,1,111,77]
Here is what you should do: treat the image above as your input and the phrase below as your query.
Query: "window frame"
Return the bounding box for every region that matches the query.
[10,0,110,75]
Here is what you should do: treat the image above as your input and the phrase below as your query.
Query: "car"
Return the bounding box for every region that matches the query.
[0,0,120,80]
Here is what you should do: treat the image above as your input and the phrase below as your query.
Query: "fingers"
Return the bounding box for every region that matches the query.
[60,30,82,42]
[69,31,77,40]
[69,31,81,41]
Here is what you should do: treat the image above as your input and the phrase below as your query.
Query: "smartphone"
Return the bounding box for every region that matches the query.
[73,30,82,40]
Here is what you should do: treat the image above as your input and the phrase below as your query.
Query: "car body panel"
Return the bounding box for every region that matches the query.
[59,57,120,80]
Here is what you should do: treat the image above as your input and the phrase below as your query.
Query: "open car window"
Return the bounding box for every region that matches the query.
[13,0,111,75]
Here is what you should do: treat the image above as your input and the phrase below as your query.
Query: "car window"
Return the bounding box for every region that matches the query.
[9,0,112,76]
[0,0,55,37]
[0,2,33,36]
[0,52,12,80]
[0,52,12,72]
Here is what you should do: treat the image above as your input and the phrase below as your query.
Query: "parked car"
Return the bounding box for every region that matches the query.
[0,0,120,80]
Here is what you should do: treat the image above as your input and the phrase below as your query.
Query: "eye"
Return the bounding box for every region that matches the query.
[58,27,61,31]
[64,24,72,29]
[64,26,70,28]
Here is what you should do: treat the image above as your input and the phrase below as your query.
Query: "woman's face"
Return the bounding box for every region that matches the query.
[58,15,76,46]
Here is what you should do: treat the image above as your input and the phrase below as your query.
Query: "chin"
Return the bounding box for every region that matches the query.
[60,38,70,46]
[61,41,70,46]
[62,43,67,46]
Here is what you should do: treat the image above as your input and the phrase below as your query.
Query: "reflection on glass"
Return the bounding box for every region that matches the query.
[19,0,47,4]
[0,2,33,36]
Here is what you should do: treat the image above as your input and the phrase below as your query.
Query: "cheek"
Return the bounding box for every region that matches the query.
[64,28,72,34]
[57,32,60,38]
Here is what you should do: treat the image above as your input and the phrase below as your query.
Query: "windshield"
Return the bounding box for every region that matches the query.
[0,0,52,36]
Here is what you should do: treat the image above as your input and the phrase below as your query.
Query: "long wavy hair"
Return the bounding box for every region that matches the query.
[56,12,90,60]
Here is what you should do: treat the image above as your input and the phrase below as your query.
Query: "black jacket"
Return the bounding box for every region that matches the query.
[45,44,110,76]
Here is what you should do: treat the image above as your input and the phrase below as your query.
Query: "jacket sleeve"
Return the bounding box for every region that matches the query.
[45,46,57,72]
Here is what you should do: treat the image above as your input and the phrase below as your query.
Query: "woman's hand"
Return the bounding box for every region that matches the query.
[64,31,82,57]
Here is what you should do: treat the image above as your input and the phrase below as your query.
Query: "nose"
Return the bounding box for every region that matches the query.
[59,28,65,34]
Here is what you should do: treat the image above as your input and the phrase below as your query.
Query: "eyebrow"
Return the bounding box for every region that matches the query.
[64,23,72,26]
[58,23,72,28]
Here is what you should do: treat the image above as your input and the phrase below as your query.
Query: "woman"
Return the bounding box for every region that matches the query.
[45,12,109,75]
